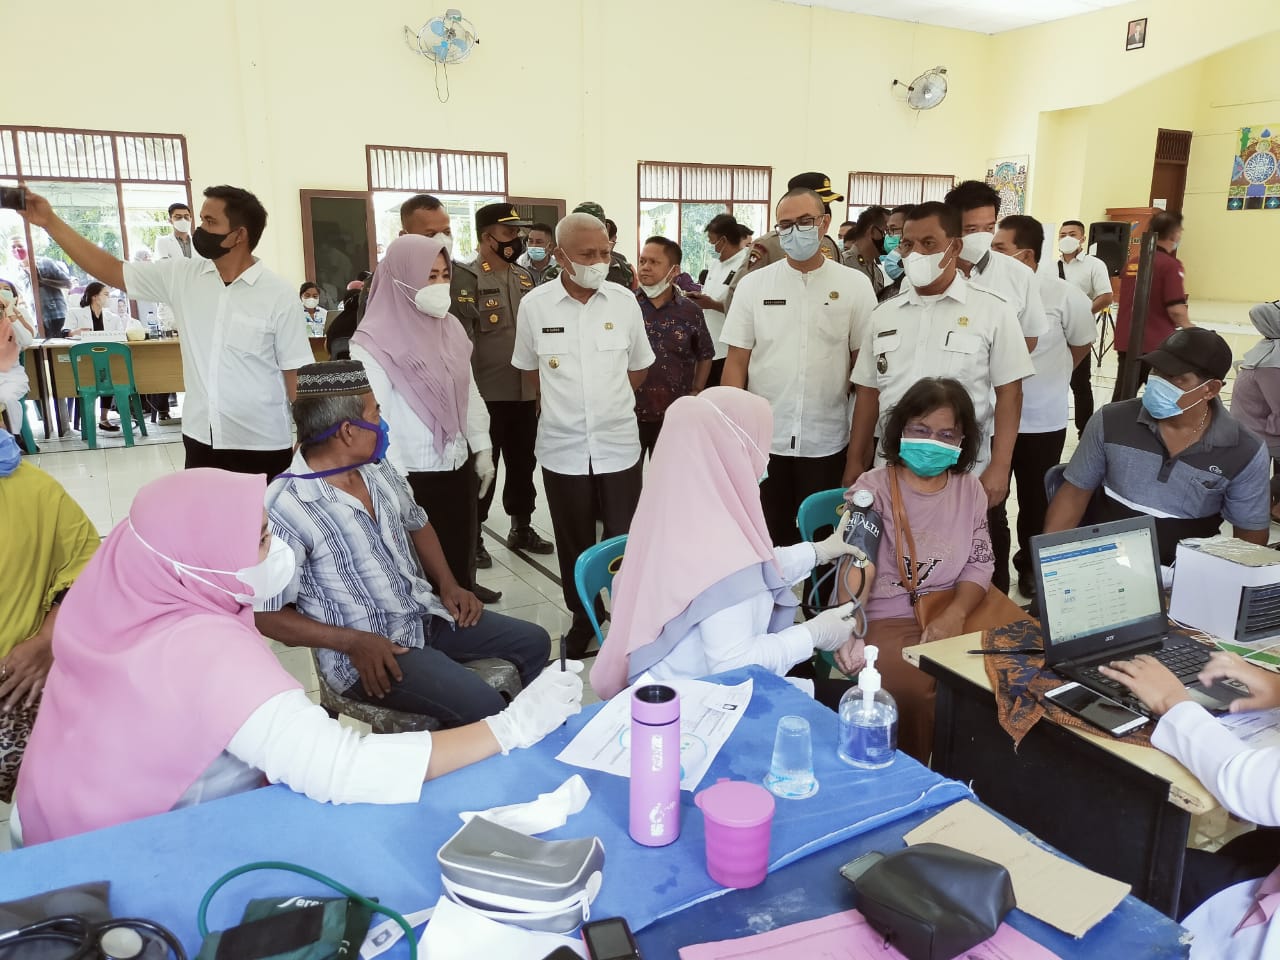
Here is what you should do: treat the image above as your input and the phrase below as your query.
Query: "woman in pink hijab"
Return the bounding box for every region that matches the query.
[350,234,499,603]
[591,387,868,703]
[14,469,583,845]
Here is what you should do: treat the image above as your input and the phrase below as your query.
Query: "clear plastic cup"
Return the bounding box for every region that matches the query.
[763,715,819,799]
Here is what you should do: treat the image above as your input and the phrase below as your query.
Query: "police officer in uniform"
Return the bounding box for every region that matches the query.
[724,172,844,311]
[456,204,556,566]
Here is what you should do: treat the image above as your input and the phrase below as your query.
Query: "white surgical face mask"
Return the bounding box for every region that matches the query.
[129,518,297,609]
[171,217,191,234]
[960,230,993,262]
[569,260,609,290]
[639,268,674,300]
[903,249,949,288]
[0,289,13,305]
[1058,236,1081,256]
[301,296,320,310]
[414,282,452,318]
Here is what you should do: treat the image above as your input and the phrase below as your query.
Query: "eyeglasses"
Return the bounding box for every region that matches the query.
[903,422,963,446]
[775,217,819,237]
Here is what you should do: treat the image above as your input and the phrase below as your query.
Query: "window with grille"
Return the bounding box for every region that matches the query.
[366,145,508,260]
[0,125,190,331]
[638,161,772,281]
[846,172,955,222]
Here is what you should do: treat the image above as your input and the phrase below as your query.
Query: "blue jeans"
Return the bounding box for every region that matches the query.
[344,612,550,727]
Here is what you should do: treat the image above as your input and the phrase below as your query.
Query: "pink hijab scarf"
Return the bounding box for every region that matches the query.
[593,387,791,699]
[351,234,473,454]
[15,469,300,844]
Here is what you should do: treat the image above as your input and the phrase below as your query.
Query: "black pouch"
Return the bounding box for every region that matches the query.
[840,843,1016,960]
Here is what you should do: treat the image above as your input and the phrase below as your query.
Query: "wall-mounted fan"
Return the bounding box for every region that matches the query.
[404,8,479,102]
[891,66,949,111]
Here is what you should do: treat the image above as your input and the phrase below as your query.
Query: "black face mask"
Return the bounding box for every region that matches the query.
[193,226,234,260]
[874,229,887,257]
[493,235,525,265]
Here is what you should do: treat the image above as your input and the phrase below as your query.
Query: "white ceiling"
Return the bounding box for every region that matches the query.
[782,0,1134,35]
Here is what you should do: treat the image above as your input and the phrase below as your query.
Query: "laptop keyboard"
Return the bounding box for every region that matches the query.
[1077,642,1211,696]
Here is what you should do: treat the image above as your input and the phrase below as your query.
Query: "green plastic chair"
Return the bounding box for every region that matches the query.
[17,393,37,454]
[573,534,628,650]
[796,487,851,676]
[68,342,149,449]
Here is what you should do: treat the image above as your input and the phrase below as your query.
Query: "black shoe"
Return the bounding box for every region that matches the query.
[97,420,121,433]
[508,520,555,554]
[473,583,503,604]
[1017,571,1036,599]
[476,537,493,569]
[562,622,597,660]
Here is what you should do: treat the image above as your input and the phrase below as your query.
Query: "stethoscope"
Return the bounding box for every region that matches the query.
[0,915,187,959]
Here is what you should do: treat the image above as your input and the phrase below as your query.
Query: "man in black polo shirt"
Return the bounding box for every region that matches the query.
[1044,328,1270,564]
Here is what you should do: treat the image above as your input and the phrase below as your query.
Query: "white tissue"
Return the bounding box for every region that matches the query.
[458,774,591,835]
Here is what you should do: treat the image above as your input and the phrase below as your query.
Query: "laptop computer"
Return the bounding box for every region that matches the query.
[1029,516,1248,715]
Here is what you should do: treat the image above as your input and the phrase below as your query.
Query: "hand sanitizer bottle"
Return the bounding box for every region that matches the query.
[837,645,898,769]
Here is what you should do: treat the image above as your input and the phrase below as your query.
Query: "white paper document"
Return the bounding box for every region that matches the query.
[1219,707,1280,749]
[556,677,752,791]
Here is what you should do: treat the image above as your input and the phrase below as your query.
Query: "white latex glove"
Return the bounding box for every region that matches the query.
[484,660,585,754]
[804,602,859,652]
[813,511,868,566]
[475,449,495,500]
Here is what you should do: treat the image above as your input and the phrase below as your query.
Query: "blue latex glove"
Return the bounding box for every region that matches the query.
[879,250,904,281]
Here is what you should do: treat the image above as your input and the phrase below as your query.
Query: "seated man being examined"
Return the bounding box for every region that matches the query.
[1044,328,1270,564]
[255,361,551,728]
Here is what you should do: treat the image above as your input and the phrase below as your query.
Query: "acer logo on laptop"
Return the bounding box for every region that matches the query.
[1103,634,1116,643]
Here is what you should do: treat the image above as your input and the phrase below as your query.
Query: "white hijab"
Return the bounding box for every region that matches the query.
[1241,302,1280,370]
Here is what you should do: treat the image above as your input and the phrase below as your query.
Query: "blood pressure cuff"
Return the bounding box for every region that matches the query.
[437,817,605,934]
[841,843,1015,960]
[195,895,375,960]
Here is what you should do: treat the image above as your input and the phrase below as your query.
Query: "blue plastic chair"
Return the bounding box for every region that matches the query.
[573,534,628,650]
[68,342,148,449]
[797,488,851,676]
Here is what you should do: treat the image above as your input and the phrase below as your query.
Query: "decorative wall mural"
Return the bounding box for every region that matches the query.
[986,156,1028,216]
[1227,126,1280,211]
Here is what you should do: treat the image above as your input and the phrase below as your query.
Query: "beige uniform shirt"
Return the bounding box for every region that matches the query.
[458,258,536,403]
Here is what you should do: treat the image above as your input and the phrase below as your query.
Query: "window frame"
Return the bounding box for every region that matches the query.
[636,160,773,245]
[299,189,378,301]
[0,124,191,332]
[845,171,956,222]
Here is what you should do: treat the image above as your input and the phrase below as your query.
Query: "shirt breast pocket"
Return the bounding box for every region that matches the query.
[595,326,629,352]
[871,332,903,377]
[225,311,266,356]
[535,328,570,357]
[815,305,850,345]
[942,330,984,378]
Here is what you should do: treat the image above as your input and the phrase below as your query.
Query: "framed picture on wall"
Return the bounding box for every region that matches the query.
[1126,18,1147,51]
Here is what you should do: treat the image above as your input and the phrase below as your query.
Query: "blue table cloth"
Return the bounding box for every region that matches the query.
[0,668,970,956]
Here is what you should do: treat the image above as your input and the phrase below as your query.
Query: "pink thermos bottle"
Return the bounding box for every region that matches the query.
[630,683,681,847]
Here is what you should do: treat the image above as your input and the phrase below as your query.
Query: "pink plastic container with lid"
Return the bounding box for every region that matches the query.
[694,778,776,888]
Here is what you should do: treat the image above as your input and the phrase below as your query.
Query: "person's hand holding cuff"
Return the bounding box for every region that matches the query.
[804,602,858,652]
[484,660,585,753]
[475,449,496,500]
[813,512,867,566]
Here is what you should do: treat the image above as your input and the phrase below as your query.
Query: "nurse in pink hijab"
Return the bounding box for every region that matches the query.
[591,387,869,702]
[14,469,583,845]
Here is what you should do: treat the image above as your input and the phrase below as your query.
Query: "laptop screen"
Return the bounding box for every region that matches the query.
[1037,524,1163,645]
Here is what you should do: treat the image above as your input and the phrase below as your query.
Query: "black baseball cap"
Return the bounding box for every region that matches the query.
[788,172,843,204]
[475,203,530,233]
[1142,328,1233,382]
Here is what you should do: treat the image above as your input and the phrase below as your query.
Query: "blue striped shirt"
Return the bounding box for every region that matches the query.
[262,450,452,693]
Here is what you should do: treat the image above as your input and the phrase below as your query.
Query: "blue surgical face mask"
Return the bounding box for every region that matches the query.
[282,417,391,480]
[0,430,21,477]
[1141,375,1207,420]
[898,438,961,478]
[527,246,547,263]
[779,225,822,262]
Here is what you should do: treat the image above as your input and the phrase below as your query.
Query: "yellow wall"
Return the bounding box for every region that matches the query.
[2,0,1277,287]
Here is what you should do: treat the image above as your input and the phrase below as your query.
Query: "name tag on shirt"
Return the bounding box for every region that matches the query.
[763,299,787,306]
[877,328,898,338]
[541,327,565,334]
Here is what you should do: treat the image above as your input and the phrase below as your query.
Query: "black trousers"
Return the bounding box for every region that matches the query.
[707,357,726,389]
[1178,828,1280,921]
[543,460,643,634]
[987,499,1011,594]
[1070,352,1094,436]
[638,419,663,459]
[759,449,847,547]
[182,434,292,480]
[408,462,479,591]
[1112,352,1152,402]
[478,399,538,524]
[1010,429,1068,576]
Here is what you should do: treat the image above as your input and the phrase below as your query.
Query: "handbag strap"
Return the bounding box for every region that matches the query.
[888,465,922,605]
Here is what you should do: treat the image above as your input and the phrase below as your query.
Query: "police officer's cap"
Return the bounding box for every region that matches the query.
[788,172,844,204]
[475,203,531,233]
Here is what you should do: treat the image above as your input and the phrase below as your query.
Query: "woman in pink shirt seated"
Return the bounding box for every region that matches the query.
[13,469,583,845]
[836,377,994,762]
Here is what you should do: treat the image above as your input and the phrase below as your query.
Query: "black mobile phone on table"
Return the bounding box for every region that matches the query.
[0,187,25,211]
[1044,681,1149,737]
[541,949,583,960]
[581,916,643,960]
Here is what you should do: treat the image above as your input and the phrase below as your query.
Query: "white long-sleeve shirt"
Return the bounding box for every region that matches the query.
[350,343,491,474]
[1153,701,1280,959]
[645,543,818,685]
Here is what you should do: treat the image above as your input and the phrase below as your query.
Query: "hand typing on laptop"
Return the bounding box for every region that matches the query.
[1101,651,1269,716]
